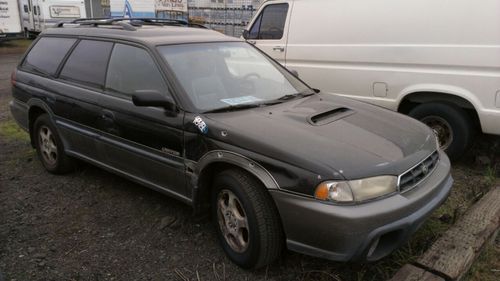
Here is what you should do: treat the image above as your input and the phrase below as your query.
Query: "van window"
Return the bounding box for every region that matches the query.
[248,4,289,40]
[60,40,113,88]
[105,44,168,96]
[23,5,28,13]
[23,37,76,76]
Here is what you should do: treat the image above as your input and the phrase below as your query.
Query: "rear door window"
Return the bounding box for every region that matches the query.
[248,4,289,40]
[105,44,168,96]
[23,37,76,76]
[59,40,114,88]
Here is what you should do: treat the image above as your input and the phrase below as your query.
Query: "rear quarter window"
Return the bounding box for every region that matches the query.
[23,37,76,76]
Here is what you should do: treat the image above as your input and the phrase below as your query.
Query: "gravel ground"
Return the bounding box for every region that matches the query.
[1,42,498,281]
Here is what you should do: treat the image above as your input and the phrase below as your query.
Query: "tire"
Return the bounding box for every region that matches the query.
[33,114,74,174]
[211,169,283,269]
[408,102,473,161]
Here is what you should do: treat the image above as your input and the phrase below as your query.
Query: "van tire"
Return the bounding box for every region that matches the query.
[211,169,283,269]
[33,114,75,174]
[408,102,473,160]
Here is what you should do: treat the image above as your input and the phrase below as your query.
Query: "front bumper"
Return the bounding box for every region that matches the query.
[270,150,453,262]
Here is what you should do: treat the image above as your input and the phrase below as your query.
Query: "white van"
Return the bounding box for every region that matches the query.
[243,0,500,160]
[19,0,86,37]
[0,0,23,40]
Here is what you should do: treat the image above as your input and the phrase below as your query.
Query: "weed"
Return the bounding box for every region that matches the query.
[484,165,497,185]
[0,119,29,141]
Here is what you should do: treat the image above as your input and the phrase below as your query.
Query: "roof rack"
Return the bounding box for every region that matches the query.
[54,18,207,30]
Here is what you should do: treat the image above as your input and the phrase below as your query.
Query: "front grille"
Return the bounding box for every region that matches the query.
[398,151,439,193]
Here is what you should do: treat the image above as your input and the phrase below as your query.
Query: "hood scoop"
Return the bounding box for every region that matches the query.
[308,107,355,126]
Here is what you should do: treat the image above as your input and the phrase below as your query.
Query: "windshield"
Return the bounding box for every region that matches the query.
[157,42,311,111]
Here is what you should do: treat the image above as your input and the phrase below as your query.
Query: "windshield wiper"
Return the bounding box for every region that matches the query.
[203,102,263,113]
[276,90,316,101]
[202,93,311,114]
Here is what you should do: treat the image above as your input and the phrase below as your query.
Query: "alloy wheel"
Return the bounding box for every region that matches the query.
[216,189,250,253]
[38,125,58,166]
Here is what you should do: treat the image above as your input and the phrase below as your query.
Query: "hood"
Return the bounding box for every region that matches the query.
[204,93,436,180]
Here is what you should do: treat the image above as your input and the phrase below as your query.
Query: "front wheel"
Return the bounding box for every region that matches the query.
[408,102,474,161]
[211,169,283,269]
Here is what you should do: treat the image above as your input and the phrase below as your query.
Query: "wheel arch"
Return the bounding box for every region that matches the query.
[191,150,280,215]
[397,87,482,132]
[27,99,54,147]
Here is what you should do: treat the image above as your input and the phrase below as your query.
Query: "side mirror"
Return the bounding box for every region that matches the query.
[242,29,249,39]
[132,90,177,116]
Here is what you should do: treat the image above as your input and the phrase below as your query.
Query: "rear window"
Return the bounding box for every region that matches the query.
[23,37,76,76]
[60,40,114,88]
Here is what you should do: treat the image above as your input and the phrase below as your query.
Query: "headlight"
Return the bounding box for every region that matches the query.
[314,176,398,203]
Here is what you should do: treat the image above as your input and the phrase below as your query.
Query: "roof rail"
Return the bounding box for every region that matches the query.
[54,18,207,30]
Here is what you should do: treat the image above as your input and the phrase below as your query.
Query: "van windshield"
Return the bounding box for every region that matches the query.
[157,42,311,112]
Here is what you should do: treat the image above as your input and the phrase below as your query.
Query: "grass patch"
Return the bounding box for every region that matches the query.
[0,39,32,49]
[0,119,29,141]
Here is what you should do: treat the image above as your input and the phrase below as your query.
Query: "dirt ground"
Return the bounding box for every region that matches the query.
[0,41,498,281]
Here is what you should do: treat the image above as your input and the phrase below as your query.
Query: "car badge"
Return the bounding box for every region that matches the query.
[421,163,429,175]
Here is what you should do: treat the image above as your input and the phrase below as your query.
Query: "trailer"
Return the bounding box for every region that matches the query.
[19,0,87,37]
[0,0,23,40]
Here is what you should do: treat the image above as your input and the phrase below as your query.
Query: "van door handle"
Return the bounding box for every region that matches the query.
[273,46,285,52]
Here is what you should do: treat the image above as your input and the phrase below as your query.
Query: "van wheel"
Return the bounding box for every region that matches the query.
[408,102,473,160]
[33,114,74,174]
[211,169,283,269]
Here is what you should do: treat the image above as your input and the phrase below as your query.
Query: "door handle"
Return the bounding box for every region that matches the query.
[273,46,285,52]
[101,110,114,119]
[101,110,115,122]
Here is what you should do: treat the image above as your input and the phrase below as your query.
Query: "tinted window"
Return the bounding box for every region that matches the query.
[23,5,28,13]
[106,44,167,96]
[248,4,288,40]
[60,40,113,88]
[23,37,76,75]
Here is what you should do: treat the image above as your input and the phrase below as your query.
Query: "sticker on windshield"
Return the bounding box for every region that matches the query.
[193,116,208,134]
[220,96,262,106]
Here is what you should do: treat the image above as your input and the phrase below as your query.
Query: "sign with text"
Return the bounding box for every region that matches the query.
[50,5,81,18]
[155,0,187,13]
[0,0,22,33]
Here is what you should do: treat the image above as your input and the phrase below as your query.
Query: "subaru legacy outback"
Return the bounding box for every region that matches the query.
[10,18,453,269]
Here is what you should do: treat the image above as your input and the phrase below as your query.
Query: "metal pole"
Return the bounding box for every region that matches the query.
[89,0,94,18]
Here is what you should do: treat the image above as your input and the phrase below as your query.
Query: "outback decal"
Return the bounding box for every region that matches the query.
[193,116,208,134]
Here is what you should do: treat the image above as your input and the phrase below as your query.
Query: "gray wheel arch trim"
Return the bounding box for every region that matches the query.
[27,98,56,121]
[195,150,280,190]
[27,98,56,146]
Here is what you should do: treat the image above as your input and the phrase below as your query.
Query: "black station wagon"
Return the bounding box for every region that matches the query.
[10,18,453,268]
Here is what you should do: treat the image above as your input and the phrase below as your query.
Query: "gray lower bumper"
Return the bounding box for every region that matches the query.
[9,100,29,131]
[270,151,453,262]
